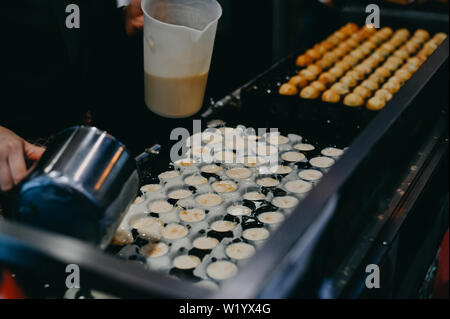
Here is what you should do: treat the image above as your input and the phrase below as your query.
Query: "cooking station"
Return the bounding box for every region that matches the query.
[0,2,448,299]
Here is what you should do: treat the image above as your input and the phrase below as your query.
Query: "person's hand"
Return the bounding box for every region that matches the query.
[124,0,144,36]
[0,126,45,192]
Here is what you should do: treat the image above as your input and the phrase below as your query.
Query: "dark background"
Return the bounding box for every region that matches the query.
[1,0,341,154]
[1,0,448,155]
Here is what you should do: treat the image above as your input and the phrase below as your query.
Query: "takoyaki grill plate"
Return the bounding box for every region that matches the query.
[240,29,447,134]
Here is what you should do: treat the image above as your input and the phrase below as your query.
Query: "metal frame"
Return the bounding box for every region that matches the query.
[332,108,449,298]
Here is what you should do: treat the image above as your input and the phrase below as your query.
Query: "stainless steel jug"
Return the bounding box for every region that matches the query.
[12,126,139,248]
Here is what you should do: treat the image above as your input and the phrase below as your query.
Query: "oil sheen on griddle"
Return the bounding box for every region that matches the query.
[144,72,209,118]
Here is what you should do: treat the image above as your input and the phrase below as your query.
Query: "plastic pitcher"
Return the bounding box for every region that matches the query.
[142,0,222,118]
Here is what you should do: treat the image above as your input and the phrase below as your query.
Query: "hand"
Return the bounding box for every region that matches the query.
[124,0,144,36]
[0,127,46,192]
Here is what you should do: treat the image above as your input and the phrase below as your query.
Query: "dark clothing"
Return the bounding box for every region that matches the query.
[1,0,127,141]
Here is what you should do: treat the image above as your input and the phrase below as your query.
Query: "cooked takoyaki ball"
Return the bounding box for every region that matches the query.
[366,96,387,111]
[316,58,333,70]
[374,48,391,59]
[337,42,353,54]
[342,55,360,67]
[387,76,405,87]
[279,83,298,96]
[374,67,393,80]
[347,22,359,32]
[407,57,422,67]
[341,22,359,35]
[389,37,405,48]
[363,57,380,69]
[382,61,399,74]
[432,33,448,45]
[361,40,377,51]
[305,48,321,60]
[333,47,347,59]
[370,52,386,64]
[401,62,420,74]
[409,37,424,46]
[393,49,409,61]
[321,40,335,51]
[402,41,420,55]
[296,54,313,67]
[289,75,308,88]
[360,79,379,92]
[369,33,385,46]
[346,70,365,81]
[386,56,404,67]
[330,83,350,96]
[339,75,358,88]
[351,31,366,43]
[339,26,352,37]
[345,38,360,49]
[361,24,377,35]
[350,68,367,80]
[379,27,394,39]
[354,63,373,75]
[299,69,317,81]
[322,52,339,64]
[327,35,341,46]
[322,89,341,103]
[310,81,327,92]
[361,46,374,57]
[312,44,327,56]
[350,49,366,60]
[328,66,345,78]
[423,41,439,56]
[394,69,412,82]
[306,64,322,77]
[395,28,411,40]
[382,80,401,94]
[375,89,393,102]
[343,93,365,107]
[335,61,352,72]
[380,42,396,53]
[300,86,320,99]
[414,29,430,42]
[368,73,387,84]
[353,86,372,99]
[384,57,403,69]
[417,49,429,62]
[383,61,400,72]
[318,72,337,85]
[333,31,347,41]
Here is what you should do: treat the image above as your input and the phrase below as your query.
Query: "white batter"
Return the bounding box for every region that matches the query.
[299,169,323,181]
[148,200,174,214]
[272,196,299,209]
[285,180,312,194]
[179,208,206,223]
[196,193,223,207]
[162,224,189,240]
[227,205,252,216]
[226,243,256,260]
[207,261,238,281]
[243,228,270,241]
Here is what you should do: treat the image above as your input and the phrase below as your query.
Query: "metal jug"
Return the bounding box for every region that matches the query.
[12,126,139,248]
